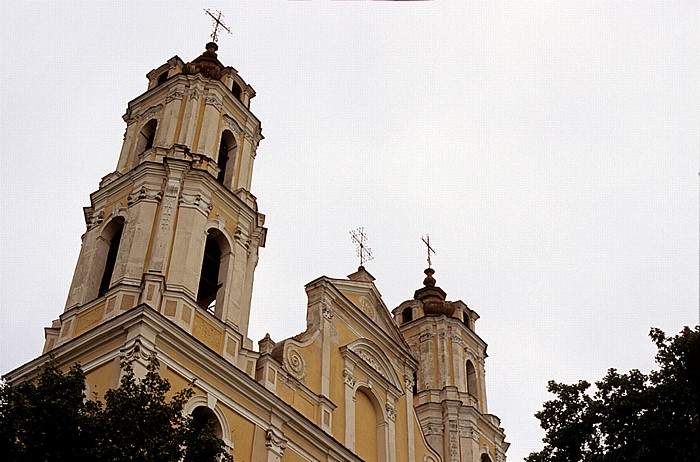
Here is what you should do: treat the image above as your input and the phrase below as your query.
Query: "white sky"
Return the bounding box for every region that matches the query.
[0,1,698,460]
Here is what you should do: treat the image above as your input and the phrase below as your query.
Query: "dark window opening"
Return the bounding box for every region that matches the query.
[99,226,123,297]
[192,406,223,439]
[217,138,229,183]
[467,360,478,399]
[157,71,168,86]
[462,311,470,327]
[402,306,413,323]
[144,129,155,151]
[216,131,237,186]
[231,81,242,101]
[412,370,418,396]
[136,119,158,158]
[197,234,222,311]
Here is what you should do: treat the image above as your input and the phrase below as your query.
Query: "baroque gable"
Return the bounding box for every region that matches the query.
[326,276,415,357]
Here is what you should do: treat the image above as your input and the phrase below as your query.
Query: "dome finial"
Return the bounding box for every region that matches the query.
[423,267,436,287]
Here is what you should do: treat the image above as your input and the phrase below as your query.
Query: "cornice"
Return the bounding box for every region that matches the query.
[5,305,363,461]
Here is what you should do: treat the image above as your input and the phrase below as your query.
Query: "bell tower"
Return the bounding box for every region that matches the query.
[393,268,509,462]
[45,42,266,357]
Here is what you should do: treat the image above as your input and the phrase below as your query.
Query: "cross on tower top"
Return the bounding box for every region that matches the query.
[350,227,374,266]
[421,235,436,268]
[204,8,232,43]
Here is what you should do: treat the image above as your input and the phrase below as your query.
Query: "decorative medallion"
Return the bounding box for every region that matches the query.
[284,346,306,381]
[359,297,375,319]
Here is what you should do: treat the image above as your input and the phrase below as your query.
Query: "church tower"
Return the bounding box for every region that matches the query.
[393,268,509,462]
[5,31,508,462]
[44,41,266,358]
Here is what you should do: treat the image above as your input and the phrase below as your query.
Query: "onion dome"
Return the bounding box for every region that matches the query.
[413,268,454,317]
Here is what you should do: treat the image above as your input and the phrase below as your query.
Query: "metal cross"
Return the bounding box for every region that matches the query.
[422,235,436,268]
[350,227,374,266]
[204,8,232,43]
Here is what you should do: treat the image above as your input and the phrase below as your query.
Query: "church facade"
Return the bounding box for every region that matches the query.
[4,42,508,462]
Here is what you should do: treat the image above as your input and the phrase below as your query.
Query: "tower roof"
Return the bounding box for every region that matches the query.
[413,268,453,316]
[183,42,228,80]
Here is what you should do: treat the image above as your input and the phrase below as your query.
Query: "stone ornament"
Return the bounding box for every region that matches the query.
[128,186,163,206]
[85,208,104,229]
[404,374,415,392]
[284,346,306,381]
[265,428,287,457]
[205,94,223,111]
[385,403,397,422]
[138,104,163,123]
[321,300,334,320]
[449,434,459,461]
[359,297,375,320]
[355,348,384,377]
[165,90,185,103]
[179,193,212,214]
[343,368,356,388]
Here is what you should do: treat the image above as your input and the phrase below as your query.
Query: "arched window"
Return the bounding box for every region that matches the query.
[196,229,232,319]
[191,406,223,439]
[134,119,158,167]
[481,454,493,462]
[216,130,237,185]
[197,232,223,312]
[402,306,413,323]
[466,360,478,400]
[98,218,125,297]
[156,71,168,86]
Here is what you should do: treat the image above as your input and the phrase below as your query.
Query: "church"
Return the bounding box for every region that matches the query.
[4,38,508,462]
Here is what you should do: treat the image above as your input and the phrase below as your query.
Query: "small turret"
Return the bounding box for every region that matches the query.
[392,264,508,462]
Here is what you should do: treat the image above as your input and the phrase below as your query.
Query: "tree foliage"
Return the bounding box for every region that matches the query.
[527,326,700,462]
[1,356,233,462]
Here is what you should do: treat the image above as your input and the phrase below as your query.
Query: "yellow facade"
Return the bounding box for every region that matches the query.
[4,42,508,462]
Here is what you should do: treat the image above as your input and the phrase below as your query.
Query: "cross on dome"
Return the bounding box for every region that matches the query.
[204,8,232,43]
[421,234,436,269]
[350,227,374,266]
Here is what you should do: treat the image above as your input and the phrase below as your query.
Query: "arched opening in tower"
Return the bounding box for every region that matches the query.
[197,232,223,312]
[217,130,237,186]
[98,218,125,297]
[466,360,479,401]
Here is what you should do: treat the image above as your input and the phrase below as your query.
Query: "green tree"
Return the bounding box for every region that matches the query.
[1,356,233,462]
[0,361,99,461]
[527,326,700,462]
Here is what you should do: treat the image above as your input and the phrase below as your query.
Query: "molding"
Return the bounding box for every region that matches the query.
[8,306,365,461]
[340,339,404,397]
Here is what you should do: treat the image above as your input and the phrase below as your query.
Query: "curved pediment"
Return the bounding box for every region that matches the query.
[343,338,403,392]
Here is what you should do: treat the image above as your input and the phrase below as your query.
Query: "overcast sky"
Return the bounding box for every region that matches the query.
[1,1,698,460]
